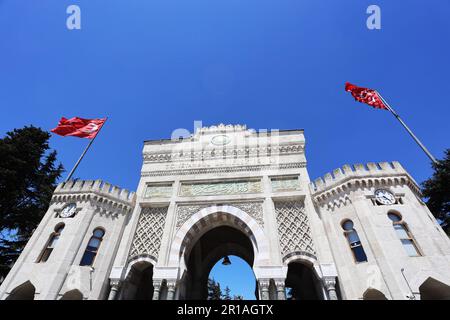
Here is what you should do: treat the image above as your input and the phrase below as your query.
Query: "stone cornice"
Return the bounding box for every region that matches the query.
[141,162,306,177]
[142,143,304,164]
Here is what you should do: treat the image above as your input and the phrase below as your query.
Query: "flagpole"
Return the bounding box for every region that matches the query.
[376,91,438,165]
[64,118,107,182]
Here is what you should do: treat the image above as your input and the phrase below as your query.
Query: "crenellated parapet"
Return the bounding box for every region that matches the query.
[195,123,247,135]
[309,161,421,205]
[51,179,136,214]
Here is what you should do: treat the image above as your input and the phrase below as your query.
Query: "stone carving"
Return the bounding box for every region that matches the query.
[275,201,316,259]
[176,202,264,229]
[180,180,261,197]
[196,123,247,134]
[271,177,301,192]
[233,202,264,226]
[144,184,173,198]
[128,207,167,260]
[258,279,270,300]
[176,204,210,229]
[323,277,338,300]
[141,162,306,177]
[143,144,304,164]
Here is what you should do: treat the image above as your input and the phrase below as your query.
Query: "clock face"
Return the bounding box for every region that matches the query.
[60,203,77,218]
[374,189,396,205]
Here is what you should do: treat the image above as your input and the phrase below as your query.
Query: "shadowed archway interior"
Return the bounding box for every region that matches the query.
[120,261,154,300]
[285,262,323,300]
[180,225,256,300]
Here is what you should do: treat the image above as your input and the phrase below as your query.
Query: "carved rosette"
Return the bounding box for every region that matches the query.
[275,201,316,259]
[176,202,264,229]
[128,207,168,260]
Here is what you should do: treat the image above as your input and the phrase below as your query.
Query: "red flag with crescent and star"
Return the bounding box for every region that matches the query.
[345,82,387,110]
[51,117,106,139]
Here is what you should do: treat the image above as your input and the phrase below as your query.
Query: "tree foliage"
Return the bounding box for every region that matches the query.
[222,286,231,300]
[0,126,63,279]
[207,278,244,300]
[207,278,222,300]
[421,149,450,235]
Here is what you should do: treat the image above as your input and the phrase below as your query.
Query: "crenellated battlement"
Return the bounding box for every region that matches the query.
[195,123,247,135]
[54,179,136,204]
[310,161,419,195]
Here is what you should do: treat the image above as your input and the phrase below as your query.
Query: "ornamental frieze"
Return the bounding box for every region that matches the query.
[179,180,261,197]
[144,184,173,198]
[141,162,306,177]
[271,177,301,192]
[143,144,304,163]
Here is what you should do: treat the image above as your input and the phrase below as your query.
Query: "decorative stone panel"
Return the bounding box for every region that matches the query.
[144,184,173,198]
[176,202,264,229]
[179,180,261,197]
[275,201,316,259]
[271,176,301,192]
[128,207,168,260]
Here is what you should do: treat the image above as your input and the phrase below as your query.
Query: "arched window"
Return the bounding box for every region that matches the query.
[37,224,65,263]
[80,228,105,266]
[388,212,420,257]
[342,220,367,263]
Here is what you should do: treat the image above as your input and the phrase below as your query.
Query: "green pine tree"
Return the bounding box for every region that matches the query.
[222,286,231,300]
[0,126,64,279]
[207,278,223,300]
[422,149,450,235]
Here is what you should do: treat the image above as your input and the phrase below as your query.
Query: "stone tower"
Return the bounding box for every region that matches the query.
[1,124,449,300]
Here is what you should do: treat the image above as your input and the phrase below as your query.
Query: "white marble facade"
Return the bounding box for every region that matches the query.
[1,124,450,300]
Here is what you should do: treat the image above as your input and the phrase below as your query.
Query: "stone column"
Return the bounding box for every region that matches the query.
[166,281,177,300]
[152,280,162,300]
[258,279,270,300]
[323,277,338,300]
[274,279,286,300]
[108,280,121,300]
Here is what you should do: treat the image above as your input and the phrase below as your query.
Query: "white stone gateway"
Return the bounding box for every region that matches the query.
[1,124,450,300]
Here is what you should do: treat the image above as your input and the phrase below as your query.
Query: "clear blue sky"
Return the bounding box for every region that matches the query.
[1,1,449,299]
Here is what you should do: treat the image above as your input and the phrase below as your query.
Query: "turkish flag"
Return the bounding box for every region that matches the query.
[51,117,106,139]
[345,82,387,110]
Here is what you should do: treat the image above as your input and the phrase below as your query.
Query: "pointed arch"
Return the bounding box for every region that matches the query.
[419,277,450,300]
[168,205,269,267]
[6,280,35,300]
[410,270,450,299]
[363,288,388,300]
[60,289,83,300]
[120,259,155,300]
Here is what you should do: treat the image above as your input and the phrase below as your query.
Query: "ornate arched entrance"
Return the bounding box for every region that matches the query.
[163,205,272,300]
